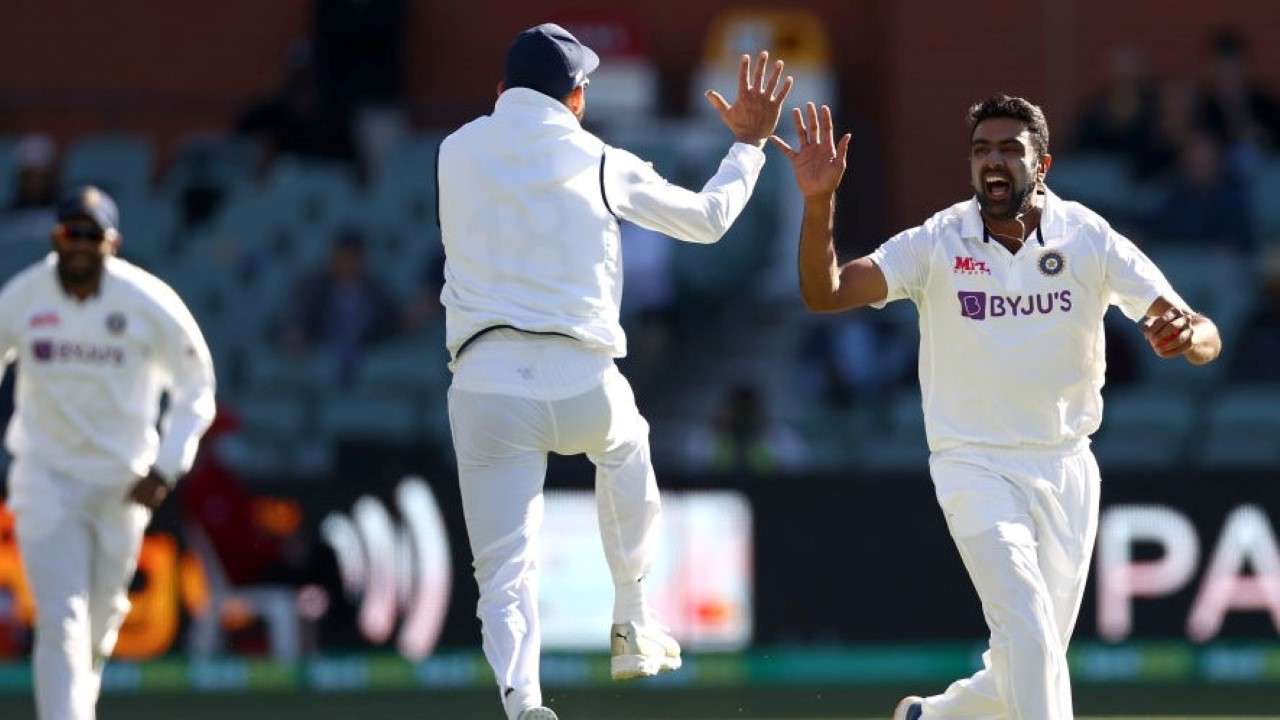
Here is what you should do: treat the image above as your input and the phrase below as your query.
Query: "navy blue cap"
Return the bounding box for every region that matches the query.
[504,23,599,101]
[57,185,119,233]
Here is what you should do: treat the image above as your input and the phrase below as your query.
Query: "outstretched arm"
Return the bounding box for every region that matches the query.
[606,52,793,244]
[1141,297,1222,366]
[772,103,887,313]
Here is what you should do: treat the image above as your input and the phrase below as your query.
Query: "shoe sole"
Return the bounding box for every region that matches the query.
[892,695,924,720]
[611,653,682,680]
[518,709,558,720]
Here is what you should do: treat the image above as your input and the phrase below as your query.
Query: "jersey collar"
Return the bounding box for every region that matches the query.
[494,87,582,129]
[961,187,1067,245]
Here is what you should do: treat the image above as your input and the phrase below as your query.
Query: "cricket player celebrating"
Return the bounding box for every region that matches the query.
[771,96,1221,720]
[0,186,216,719]
[438,23,792,720]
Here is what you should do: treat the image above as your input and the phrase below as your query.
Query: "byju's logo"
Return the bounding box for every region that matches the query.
[320,477,452,661]
[958,291,987,320]
[30,339,125,365]
[957,290,1073,320]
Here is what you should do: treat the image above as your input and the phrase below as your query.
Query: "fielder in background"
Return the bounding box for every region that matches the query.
[438,23,792,720]
[0,186,216,720]
[771,96,1221,720]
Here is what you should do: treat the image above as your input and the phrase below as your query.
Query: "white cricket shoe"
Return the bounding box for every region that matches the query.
[892,695,924,720]
[516,707,558,720]
[609,620,682,680]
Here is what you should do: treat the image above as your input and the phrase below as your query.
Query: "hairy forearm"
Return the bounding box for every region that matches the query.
[797,194,842,311]
[1185,314,1222,365]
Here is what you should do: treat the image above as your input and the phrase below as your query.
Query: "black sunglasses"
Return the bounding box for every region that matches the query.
[61,224,105,241]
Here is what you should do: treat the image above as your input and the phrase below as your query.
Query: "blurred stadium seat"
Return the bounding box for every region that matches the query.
[62,134,154,198]
[355,337,449,398]
[363,222,439,300]
[0,136,19,207]
[246,349,342,399]
[318,391,418,444]
[116,194,177,269]
[232,395,309,442]
[1046,155,1133,218]
[263,158,359,240]
[0,230,54,282]
[163,134,261,194]
[1254,159,1280,244]
[368,133,443,228]
[1093,387,1197,469]
[861,389,929,471]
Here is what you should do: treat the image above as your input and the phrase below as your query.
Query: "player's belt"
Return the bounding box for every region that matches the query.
[455,324,576,358]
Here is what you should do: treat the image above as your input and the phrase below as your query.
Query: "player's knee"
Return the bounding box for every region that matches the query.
[38,605,91,652]
[991,590,1059,653]
[999,607,1063,667]
[477,599,529,637]
[474,567,535,630]
[89,591,130,626]
[1006,625,1056,665]
[598,426,651,468]
[632,414,651,438]
[472,536,537,592]
[90,593,131,652]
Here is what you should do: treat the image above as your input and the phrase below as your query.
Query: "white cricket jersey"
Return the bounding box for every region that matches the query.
[438,87,765,367]
[0,254,217,486]
[870,190,1184,452]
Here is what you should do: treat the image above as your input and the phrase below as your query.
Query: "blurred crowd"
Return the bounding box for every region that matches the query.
[0,18,1276,494]
[1072,30,1277,249]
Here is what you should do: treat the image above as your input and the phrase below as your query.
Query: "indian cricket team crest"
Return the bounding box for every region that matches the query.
[105,311,127,335]
[1038,250,1065,277]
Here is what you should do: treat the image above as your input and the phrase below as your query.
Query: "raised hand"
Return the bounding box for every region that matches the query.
[705,51,795,148]
[771,103,852,200]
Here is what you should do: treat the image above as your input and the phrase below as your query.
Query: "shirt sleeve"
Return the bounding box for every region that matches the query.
[151,288,217,484]
[867,224,933,308]
[603,143,766,244]
[1104,229,1188,321]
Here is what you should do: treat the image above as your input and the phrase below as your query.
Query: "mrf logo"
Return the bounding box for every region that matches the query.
[954,256,991,275]
[28,312,59,328]
[957,290,1073,320]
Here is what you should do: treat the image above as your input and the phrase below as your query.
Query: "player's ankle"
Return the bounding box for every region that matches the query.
[612,581,647,625]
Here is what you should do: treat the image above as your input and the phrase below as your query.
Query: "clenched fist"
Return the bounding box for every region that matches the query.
[1142,307,1196,359]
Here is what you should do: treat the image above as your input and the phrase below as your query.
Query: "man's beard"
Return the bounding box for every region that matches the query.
[56,253,104,288]
[976,178,1035,220]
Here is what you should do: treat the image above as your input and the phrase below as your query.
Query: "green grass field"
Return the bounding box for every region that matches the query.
[0,685,1274,719]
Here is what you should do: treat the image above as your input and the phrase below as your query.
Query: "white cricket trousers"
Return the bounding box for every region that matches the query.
[447,332,660,720]
[921,442,1101,720]
[7,457,150,720]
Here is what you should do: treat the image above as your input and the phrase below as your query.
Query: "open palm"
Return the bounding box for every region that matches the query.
[705,51,794,148]
[771,103,852,200]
